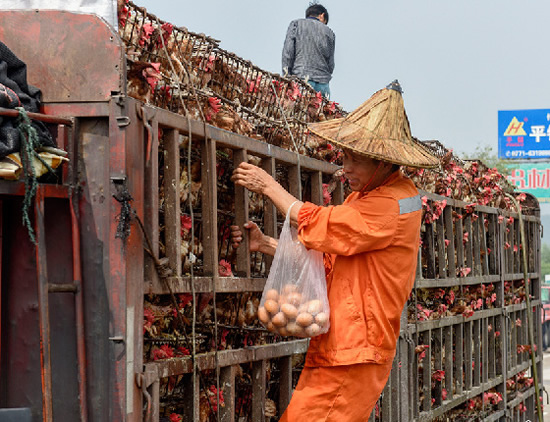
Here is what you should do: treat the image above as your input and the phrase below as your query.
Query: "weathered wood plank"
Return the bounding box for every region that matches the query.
[436,215,446,278]
[201,137,219,275]
[262,157,278,272]
[455,322,463,396]
[433,328,443,406]
[233,149,250,277]
[220,365,236,422]
[164,128,181,276]
[444,325,453,401]
[444,205,456,278]
[252,360,266,422]
[473,319,480,387]
[464,321,472,390]
[278,356,293,417]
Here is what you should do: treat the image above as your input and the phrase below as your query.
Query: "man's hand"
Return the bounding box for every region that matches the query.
[230,222,278,256]
[231,162,275,195]
[230,222,263,252]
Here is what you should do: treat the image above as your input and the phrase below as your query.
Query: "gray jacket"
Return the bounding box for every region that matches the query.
[282,17,335,84]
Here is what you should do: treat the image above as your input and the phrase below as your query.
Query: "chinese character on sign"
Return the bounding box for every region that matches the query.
[529,125,547,142]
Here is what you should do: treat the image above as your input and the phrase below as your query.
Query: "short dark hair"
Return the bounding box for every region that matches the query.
[306,3,329,23]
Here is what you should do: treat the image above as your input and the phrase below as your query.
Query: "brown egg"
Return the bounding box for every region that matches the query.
[298,303,308,313]
[283,284,298,295]
[271,312,287,327]
[266,322,276,332]
[315,312,329,327]
[296,312,314,327]
[286,322,305,336]
[307,299,322,315]
[305,323,321,337]
[265,289,279,301]
[281,303,298,320]
[258,306,270,324]
[287,292,303,306]
[278,326,289,336]
[264,299,279,315]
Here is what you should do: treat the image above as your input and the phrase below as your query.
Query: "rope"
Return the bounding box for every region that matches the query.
[270,80,299,154]
[15,107,54,244]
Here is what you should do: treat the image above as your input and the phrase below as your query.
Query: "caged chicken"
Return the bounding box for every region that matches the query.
[127,60,162,103]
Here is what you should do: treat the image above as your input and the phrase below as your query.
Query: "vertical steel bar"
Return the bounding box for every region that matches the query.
[35,188,53,422]
[70,195,88,422]
[164,128,182,276]
[109,98,129,421]
[58,124,71,184]
[144,114,160,284]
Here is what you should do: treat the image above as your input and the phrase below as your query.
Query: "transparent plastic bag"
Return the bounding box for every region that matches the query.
[258,201,330,338]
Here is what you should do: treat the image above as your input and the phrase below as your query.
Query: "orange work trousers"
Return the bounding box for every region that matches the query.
[280,362,393,422]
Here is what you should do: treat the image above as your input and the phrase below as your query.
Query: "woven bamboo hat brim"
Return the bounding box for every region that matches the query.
[308,80,440,169]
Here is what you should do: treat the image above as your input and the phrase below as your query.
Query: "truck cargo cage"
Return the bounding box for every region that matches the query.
[0,8,543,422]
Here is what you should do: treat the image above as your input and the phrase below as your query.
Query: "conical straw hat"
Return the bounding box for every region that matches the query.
[308,80,440,169]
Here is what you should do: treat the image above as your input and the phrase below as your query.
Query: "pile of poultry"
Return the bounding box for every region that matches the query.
[118,0,345,160]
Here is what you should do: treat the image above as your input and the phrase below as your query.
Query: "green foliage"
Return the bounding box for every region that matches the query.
[542,243,550,280]
[460,144,511,176]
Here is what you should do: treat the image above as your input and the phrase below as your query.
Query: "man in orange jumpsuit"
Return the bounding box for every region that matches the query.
[231,80,439,421]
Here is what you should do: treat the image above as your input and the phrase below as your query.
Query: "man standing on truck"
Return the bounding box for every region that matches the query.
[231,80,439,420]
[282,3,335,99]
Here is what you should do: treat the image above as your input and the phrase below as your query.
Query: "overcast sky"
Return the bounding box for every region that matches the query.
[138,0,550,158]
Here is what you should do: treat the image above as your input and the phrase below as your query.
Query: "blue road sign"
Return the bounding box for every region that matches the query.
[498,109,550,159]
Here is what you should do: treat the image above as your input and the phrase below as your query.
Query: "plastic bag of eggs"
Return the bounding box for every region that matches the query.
[257,284,329,338]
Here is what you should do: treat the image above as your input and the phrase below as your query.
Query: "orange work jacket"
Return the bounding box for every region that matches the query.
[297,171,422,367]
